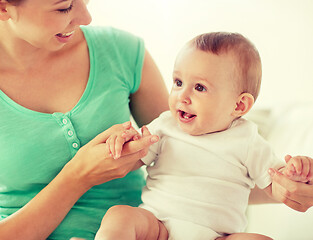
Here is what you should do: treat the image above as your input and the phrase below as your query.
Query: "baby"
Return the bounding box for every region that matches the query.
[96,32,313,240]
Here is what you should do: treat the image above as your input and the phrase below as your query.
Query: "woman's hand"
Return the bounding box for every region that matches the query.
[64,123,158,190]
[270,168,313,212]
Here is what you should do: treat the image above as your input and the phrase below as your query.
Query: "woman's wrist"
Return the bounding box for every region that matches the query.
[61,159,93,194]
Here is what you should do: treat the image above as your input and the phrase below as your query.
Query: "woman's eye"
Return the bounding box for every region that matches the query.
[174,79,183,87]
[195,84,206,92]
[57,4,73,14]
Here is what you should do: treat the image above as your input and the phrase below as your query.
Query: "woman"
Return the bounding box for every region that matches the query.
[0,0,168,239]
[0,0,311,239]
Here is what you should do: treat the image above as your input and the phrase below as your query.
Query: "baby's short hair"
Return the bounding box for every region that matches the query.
[189,32,262,101]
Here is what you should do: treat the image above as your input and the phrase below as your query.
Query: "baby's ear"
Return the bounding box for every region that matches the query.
[0,1,11,21]
[232,93,254,118]
[0,0,15,21]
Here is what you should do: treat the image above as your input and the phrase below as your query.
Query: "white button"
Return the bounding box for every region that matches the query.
[62,119,68,124]
[68,130,73,136]
[72,143,79,148]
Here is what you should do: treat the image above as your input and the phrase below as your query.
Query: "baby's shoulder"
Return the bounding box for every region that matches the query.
[146,111,180,136]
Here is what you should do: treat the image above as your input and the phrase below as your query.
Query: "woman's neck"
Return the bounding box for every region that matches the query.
[0,27,52,71]
[0,23,83,72]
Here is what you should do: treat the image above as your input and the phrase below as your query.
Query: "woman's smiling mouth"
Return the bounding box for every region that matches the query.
[55,31,75,43]
[56,30,75,38]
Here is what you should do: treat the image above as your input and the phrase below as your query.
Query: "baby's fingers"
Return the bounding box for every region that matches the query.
[122,128,141,142]
[285,154,292,163]
[106,136,117,158]
[300,156,311,181]
[285,164,296,177]
[304,157,313,182]
[141,125,152,137]
[114,136,127,159]
[287,156,312,182]
[290,157,303,176]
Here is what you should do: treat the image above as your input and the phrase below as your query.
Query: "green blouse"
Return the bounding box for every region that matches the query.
[0,26,146,239]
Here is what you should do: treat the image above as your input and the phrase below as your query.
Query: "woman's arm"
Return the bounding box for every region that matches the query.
[249,186,280,204]
[130,50,169,127]
[0,126,158,239]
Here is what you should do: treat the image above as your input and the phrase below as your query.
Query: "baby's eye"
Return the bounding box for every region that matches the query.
[174,79,183,87]
[195,83,206,92]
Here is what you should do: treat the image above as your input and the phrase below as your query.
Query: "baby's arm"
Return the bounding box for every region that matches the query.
[106,122,141,159]
[282,155,313,183]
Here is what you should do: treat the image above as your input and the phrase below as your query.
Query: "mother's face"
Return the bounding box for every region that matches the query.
[3,0,92,51]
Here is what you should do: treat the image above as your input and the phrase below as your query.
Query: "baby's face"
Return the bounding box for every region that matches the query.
[168,46,240,136]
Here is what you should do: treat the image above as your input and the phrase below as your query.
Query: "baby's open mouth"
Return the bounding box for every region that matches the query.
[179,110,196,120]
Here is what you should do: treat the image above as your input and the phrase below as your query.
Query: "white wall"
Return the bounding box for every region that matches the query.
[88,0,313,109]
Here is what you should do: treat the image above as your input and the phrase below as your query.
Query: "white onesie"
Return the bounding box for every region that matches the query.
[140,111,284,240]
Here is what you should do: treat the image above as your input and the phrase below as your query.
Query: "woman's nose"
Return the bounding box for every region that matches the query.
[70,0,92,26]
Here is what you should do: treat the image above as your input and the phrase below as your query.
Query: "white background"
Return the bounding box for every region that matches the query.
[88,0,313,109]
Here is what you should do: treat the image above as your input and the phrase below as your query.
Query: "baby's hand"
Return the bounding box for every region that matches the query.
[282,155,313,183]
[106,122,141,159]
